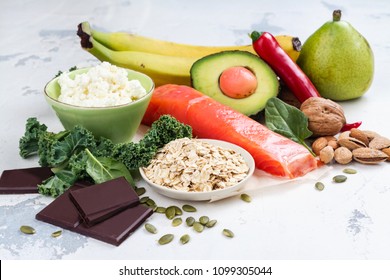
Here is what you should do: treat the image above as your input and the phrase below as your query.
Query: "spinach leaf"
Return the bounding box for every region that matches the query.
[85,149,135,186]
[265,97,314,155]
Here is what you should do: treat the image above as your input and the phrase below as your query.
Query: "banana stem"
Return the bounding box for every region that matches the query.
[77,22,93,49]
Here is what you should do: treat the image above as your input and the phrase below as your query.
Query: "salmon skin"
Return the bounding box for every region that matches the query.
[142,84,318,178]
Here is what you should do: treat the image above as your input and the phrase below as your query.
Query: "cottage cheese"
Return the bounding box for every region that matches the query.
[57,62,147,107]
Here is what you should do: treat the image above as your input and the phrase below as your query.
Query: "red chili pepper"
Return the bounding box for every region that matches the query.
[251,31,362,133]
[340,121,362,132]
[250,31,321,103]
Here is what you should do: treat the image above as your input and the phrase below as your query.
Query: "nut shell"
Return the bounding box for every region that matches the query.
[334,147,353,165]
[352,147,388,164]
[319,146,334,164]
[300,97,346,136]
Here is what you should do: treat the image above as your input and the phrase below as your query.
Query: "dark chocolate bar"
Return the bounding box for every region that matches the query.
[69,177,139,226]
[0,167,53,194]
[36,183,153,246]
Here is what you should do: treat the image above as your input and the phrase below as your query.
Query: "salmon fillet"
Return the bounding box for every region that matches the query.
[142,84,318,178]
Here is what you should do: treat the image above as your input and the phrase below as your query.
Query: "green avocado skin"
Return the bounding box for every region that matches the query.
[190,50,279,115]
[297,19,374,101]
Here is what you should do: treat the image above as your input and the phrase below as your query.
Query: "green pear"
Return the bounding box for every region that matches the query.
[297,10,374,101]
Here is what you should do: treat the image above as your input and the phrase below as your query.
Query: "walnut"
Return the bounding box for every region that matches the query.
[300,97,346,136]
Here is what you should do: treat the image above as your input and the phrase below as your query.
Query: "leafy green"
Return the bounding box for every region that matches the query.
[85,149,135,186]
[19,117,48,158]
[20,115,192,197]
[265,97,314,155]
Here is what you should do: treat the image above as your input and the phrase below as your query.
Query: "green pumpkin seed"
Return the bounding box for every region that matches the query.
[205,219,217,228]
[173,206,183,216]
[193,222,204,233]
[343,168,357,174]
[186,216,195,227]
[146,198,156,207]
[182,204,197,212]
[315,182,325,191]
[51,230,62,238]
[155,206,166,214]
[199,216,209,225]
[135,187,146,196]
[172,217,182,227]
[140,196,149,204]
[158,234,174,245]
[333,175,347,183]
[165,206,176,220]
[180,234,190,244]
[145,223,157,234]
[240,193,252,202]
[223,228,234,238]
[20,225,35,235]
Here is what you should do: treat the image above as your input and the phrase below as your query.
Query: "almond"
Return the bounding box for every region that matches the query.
[312,137,328,156]
[352,147,388,164]
[338,137,367,151]
[369,136,390,150]
[350,128,369,146]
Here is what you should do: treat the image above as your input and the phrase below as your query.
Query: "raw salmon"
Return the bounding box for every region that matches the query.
[142,84,318,178]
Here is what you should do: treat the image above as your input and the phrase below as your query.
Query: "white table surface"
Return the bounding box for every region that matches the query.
[1,0,390,260]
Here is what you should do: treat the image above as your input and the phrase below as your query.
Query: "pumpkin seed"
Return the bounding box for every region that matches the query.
[315,182,325,191]
[146,198,156,207]
[199,216,209,225]
[180,234,190,244]
[333,175,347,183]
[173,206,183,216]
[140,196,149,204]
[205,219,217,228]
[145,223,157,234]
[343,168,357,174]
[158,234,174,245]
[155,206,166,214]
[135,187,146,196]
[223,228,234,238]
[172,217,182,227]
[182,204,197,212]
[186,216,195,227]
[165,206,176,220]
[51,230,62,238]
[240,193,252,202]
[20,225,35,235]
[193,222,204,233]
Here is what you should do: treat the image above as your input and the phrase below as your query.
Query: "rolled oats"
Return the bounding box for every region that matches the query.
[142,138,249,192]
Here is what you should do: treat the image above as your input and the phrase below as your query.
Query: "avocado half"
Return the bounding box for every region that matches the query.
[190,50,279,116]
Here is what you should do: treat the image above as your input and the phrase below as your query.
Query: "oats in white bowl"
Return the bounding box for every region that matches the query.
[142,138,249,192]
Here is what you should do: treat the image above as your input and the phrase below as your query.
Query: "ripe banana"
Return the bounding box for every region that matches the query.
[79,22,301,62]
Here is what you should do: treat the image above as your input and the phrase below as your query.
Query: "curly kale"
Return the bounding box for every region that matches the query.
[19,115,192,197]
[141,114,192,149]
[19,117,48,158]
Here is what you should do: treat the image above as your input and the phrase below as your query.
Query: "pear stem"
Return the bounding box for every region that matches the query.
[333,10,342,22]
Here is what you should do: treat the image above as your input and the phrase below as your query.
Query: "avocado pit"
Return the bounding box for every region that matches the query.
[219,66,257,99]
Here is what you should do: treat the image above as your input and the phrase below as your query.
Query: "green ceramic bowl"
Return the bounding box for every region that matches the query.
[44,67,154,143]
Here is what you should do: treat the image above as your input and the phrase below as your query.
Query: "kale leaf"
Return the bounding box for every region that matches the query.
[20,115,192,197]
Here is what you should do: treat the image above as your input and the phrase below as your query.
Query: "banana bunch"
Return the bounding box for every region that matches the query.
[77,22,301,86]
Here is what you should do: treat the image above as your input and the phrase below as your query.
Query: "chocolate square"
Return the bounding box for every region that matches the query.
[69,177,140,226]
[0,167,53,194]
[36,182,153,246]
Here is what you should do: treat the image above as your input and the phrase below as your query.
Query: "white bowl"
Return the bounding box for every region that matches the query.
[139,139,255,201]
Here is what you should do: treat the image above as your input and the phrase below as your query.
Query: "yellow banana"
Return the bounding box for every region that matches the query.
[79,22,301,62]
[82,36,194,86]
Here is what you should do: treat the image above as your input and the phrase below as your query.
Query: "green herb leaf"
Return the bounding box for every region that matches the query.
[85,149,134,186]
[265,97,314,155]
